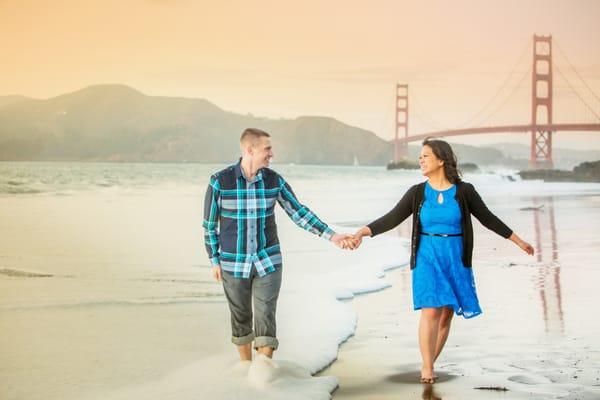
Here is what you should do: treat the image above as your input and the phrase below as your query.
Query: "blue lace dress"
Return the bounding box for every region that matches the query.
[412,182,482,318]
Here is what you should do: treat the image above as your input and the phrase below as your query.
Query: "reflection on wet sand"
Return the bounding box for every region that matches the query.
[532,196,564,334]
[421,383,442,400]
[383,371,450,399]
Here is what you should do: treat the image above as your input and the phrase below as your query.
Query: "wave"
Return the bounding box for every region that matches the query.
[0,293,225,310]
[0,268,53,278]
[0,184,43,194]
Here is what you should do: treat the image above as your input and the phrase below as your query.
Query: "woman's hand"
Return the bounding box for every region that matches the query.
[517,239,535,255]
[347,226,373,250]
[509,233,535,256]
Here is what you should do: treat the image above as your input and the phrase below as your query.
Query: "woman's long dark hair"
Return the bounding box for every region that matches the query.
[422,138,462,184]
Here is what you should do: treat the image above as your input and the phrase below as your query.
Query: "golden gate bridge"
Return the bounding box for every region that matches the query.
[392,35,600,168]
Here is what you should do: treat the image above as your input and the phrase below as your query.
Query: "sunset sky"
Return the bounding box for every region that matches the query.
[2,0,600,149]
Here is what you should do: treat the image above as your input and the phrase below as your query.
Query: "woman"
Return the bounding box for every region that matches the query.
[350,139,534,383]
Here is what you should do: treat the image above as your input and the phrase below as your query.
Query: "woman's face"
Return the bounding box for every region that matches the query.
[419,145,444,177]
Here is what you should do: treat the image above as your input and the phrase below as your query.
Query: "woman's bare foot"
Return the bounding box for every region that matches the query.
[420,367,436,384]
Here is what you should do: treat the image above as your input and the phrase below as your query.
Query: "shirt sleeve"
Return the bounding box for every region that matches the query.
[202,175,221,266]
[367,185,416,237]
[276,176,335,240]
[467,183,513,238]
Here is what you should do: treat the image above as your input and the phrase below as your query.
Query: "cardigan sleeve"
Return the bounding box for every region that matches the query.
[367,184,417,237]
[466,183,513,238]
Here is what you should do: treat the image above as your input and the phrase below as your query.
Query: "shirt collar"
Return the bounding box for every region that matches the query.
[234,158,263,183]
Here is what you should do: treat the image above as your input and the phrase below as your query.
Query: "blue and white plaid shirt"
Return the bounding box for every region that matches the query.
[203,160,335,278]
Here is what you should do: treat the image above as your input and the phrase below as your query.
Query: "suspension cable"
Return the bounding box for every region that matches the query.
[553,61,600,121]
[554,39,600,105]
[456,40,531,128]
[474,66,531,127]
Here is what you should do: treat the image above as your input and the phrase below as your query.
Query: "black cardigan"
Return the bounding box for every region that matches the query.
[367,181,513,269]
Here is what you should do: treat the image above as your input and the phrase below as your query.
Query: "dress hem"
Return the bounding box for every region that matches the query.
[413,303,483,319]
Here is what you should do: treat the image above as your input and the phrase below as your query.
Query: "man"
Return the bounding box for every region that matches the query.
[203,128,351,361]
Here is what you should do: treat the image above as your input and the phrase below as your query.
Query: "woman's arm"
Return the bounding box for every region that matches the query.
[467,183,513,238]
[467,183,534,255]
[367,185,416,235]
[345,185,417,249]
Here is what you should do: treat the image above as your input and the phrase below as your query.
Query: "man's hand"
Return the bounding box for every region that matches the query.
[331,233,356,250]
[211,265,222,282]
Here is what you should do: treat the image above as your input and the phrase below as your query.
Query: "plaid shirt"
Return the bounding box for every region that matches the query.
[203,161,335,278]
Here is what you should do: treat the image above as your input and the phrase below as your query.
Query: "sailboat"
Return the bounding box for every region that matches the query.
[353,156,359,167]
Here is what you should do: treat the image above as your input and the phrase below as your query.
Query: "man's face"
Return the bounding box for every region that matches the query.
[251,136,274,168]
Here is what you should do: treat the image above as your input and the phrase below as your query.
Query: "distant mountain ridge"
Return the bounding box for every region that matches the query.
[0,84,597,167]
[0,95,32,107]
[0,84,392,165]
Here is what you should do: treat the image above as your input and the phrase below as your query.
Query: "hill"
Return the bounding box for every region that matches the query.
[0,85,391,165]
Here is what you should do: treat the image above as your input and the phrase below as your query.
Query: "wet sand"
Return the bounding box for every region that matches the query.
[0,303,232,400]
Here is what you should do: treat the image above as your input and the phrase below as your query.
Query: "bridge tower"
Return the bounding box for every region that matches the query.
[394,83,409,162]
[530,35,554,168]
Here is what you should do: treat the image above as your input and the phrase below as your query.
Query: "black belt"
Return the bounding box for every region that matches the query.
[420,232,463,237]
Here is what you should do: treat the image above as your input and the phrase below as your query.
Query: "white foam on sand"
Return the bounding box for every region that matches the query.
[86,354,338,400]
[88,227,409,400]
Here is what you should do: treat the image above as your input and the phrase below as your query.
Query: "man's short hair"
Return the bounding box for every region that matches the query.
[240,128,270,146]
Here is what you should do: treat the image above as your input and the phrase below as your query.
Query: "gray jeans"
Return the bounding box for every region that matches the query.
[221,266,282,350]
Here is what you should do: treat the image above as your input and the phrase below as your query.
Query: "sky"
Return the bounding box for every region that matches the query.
[2,0,600,150]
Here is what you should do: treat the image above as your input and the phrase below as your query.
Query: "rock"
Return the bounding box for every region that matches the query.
[460,162,480,173]
[518,160,600,182]
[387,159,419,170]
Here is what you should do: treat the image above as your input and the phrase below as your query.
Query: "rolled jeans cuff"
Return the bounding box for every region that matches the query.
[254,336,279,350]
[231,331,255,346]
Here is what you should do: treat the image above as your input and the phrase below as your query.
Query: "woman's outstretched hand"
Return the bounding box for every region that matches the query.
[518,240,535,255]
[509,233,535,256]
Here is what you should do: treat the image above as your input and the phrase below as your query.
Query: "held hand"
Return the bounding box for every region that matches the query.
[342,236,360,250]
[351,231,364,249]
[211,265,222,282]
[349,225,373,250]
[331,233,356,250]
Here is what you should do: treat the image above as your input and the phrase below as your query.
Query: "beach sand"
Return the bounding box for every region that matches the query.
[2,164,600,400]
[0,302,233,399]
